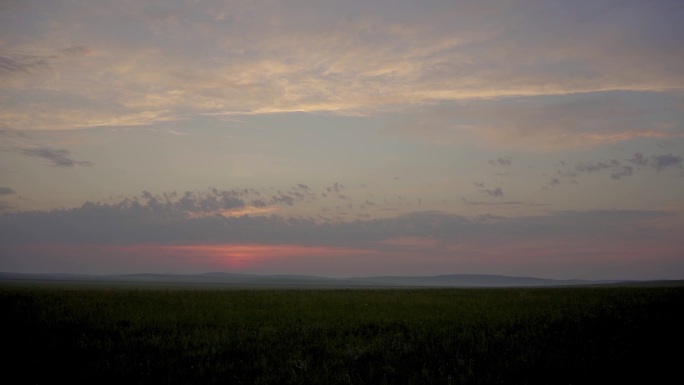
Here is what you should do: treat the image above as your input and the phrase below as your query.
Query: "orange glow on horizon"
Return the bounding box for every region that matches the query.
[5,242,382,273]
[157,243,380,268]
[184,206,278,218]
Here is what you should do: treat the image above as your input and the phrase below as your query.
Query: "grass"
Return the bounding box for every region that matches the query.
[1,284,682,384]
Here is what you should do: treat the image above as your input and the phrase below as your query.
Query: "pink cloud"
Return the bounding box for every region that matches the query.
[0,243,381,275]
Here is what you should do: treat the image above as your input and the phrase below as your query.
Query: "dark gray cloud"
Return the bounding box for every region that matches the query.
[2,202,681,279]
[557,152,683,182]
[250,199,268,208]
[0,55,48,75]
[1,129,93,168]
[273,185,317,205]
[482,187,503,198]
[474,182,504,197]
[326,182,344,193]
[557,170,577,178]
[0,46,89,77]
[140,188,312,214]
[214,189,247,210]
[21,147,92,168]
[489,157,512,166]
[547,178,560,187]
[573,158,633,180]
[651,154,682,170]
[627,152,648,167]
[461,198,544,207]
[59,45,90,57]
[176,190,245,212]
[0,201,674,250]
[575,159,620,173]
[627,152,682,171]
[272,194,295,206]
[132,185,321,214]
[610,166,634,180]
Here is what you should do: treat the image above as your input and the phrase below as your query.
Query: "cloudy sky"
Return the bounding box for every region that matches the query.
[1,0,683,280]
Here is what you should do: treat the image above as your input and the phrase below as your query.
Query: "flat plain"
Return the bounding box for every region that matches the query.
[1,283,682,384]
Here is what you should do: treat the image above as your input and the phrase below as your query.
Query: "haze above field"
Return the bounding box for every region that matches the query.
[0,271,630,288]
[1,1,683,280]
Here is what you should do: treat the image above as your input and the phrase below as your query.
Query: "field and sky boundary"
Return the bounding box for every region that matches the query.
[1,271,671,289]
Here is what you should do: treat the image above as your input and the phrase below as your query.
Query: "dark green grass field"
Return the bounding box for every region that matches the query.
[1,284,682,384]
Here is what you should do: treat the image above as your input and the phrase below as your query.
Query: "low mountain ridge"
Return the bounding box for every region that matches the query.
[0,271,628,287]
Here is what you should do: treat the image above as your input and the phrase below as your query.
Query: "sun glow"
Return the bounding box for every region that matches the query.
[183,206,279,219]
[158,243,379,269]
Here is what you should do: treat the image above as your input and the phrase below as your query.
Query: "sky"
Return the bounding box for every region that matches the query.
[1,0,683,280]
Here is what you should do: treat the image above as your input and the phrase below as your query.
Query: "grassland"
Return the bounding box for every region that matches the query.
[1,284,682,384]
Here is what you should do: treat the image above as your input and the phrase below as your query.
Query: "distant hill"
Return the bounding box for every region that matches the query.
[344,274,617,287]
[0,271,640,288]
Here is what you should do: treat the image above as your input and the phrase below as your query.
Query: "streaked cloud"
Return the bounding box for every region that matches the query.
[394,91,684,150]
[552,152,684,183]
[1,127,94,167]
[20,147,92,168]
[1,1,682,133]
[480,187,504,198]
[0,54,49,75]
[489,157,512,167]
[650,154,683,170]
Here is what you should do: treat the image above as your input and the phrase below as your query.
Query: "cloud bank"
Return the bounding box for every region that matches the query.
[1,192,681,279]
[20,147,92,168]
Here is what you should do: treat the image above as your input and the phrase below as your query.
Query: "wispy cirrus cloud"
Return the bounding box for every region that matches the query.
[0,55,49,75]
[552,152,684,183]
[1,1,683,133]
[1,128,93,168]
[20,147,92,168]
[394,91,684,150]
[0,45,89,77]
